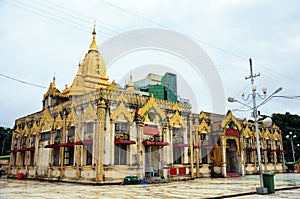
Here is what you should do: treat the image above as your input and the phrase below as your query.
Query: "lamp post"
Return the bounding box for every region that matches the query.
[286,132,297,163]
[228,58,282,194]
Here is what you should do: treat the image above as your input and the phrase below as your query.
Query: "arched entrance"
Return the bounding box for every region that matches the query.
[226,139,239,173]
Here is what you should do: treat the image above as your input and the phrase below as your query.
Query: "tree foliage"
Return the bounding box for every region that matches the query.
[0,126,12,156]
[272,112,300,162]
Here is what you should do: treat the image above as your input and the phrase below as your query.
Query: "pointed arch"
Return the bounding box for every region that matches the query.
[23,125,30,136]
[66,108,78,127]
[198,119,209,132]
[222,110,242,131]
[264,128,271,139]
[110,102,133,122]
[40,109,54,132]
[169,111,186,128]
[139,96,166,124]
[83,103,97,121]
[31,115,40,134]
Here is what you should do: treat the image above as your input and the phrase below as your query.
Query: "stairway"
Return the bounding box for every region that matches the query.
[227,172,240,178]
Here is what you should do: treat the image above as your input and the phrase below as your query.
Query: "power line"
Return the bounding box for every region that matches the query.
[0,73,47,89]
[96,0,300,85]
[5,0,299,90]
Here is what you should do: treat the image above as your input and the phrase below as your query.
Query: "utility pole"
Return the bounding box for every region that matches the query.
[245,58,265,194]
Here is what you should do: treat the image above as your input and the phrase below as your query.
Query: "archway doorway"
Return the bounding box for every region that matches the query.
[226,139,239,173]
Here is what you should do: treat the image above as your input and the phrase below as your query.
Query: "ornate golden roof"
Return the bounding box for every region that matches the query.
[44,76,68,99]
[69,28,110,96]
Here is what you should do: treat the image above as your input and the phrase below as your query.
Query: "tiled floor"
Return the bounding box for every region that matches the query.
[0,173,299,199]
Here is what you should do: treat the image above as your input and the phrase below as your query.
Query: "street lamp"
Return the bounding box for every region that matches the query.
[228,58,282,194]
[286,132,297,163]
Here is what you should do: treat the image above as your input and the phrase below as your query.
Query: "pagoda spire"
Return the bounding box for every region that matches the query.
[89,23,98,52]
[126,71,135,94]
[52,74,56,88]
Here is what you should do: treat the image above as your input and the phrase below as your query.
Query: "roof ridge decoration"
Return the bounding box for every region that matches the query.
[116,91,128,103]
[172,103,182,112]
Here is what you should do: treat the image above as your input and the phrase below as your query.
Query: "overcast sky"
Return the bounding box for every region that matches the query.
[1,0,300,128]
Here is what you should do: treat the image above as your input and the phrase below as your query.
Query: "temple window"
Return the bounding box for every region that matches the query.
[244,138,251,163]
[115,122,130,140]
[85,144,93,165]
[40,132,51,142]
[84,122,94,140]
[64,146,74,166]
[115,122,129,134]
[55,129,62,144]
[114,144,127,165]
[173,128,183,164]
[266,139,274,163]
[85,122,94,134]
[201,148,208,164]
[173,147,183,164]
[29,151,35,166]
[68,127,75,142]
[30,135,36,147]
[53,148,60,166]
[200,133,208,164]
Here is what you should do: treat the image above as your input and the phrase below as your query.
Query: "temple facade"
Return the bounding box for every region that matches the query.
[7,29,285,183]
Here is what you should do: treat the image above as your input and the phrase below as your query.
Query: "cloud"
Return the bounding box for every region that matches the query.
[0,0,299,127]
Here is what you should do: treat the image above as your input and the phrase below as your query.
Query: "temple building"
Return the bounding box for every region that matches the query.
[7,28,285,183]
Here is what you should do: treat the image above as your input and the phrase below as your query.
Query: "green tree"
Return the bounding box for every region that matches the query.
[272,112,300,162]
[0,127,12,156]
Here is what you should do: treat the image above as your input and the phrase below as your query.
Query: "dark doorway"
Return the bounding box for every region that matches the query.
[226,139,238,173]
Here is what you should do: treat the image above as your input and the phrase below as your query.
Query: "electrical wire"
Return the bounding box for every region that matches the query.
[0,73,47,89]
[2,0,299,94]
[96,0,300,86]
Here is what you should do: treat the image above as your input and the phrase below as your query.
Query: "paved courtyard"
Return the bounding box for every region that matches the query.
[0,173,299,199]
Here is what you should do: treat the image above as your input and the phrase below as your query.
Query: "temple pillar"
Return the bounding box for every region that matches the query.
[220,135,227,177]
[189,117,194,178]
[97,99,106,182]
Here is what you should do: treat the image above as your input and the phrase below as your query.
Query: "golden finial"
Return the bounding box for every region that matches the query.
[126,71,135,94]
[52,73,56,88]
[89,22,98,52]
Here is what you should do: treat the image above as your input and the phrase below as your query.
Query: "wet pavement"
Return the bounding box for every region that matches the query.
[0,173,299,199]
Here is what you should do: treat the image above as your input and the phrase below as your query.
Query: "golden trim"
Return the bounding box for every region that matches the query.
[139,96,166,122]
[199,111,208,120]
[198,119,209,132]
[169,110,186,127]
[110,102,133,122]
[83,103,97,121]
[40,108,54,132]
[222,110,242,130]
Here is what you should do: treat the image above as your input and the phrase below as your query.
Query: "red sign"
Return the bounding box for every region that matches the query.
[225,128,239,136]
